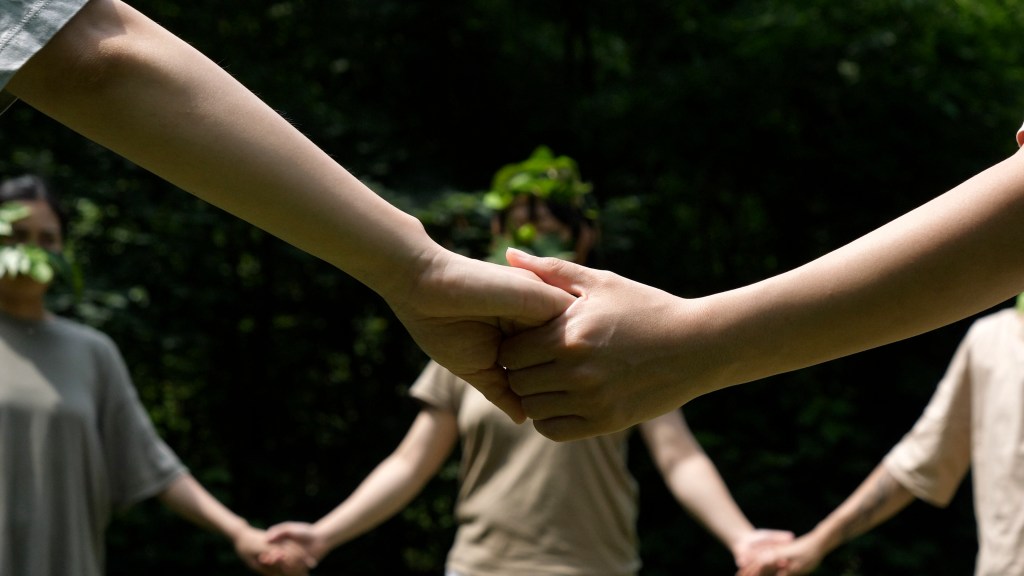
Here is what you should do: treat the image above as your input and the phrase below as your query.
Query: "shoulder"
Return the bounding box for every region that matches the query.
[50,316,125,364]
[409,360,468,410]
[412,360,467,389]
[52,315,117,346]
[968,307,1019,336]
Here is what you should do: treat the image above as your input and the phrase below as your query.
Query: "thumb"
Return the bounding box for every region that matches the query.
[506,248,589,296]
[266,523,305,543]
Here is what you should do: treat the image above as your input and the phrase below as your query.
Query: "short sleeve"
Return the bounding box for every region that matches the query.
[408,360,465,413]
[1017,121,1024,147]
[93,334,186,510]
[883,330,974,507]
[0,0,89,114]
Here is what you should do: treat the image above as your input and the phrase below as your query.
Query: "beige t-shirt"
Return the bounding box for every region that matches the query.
[884,308,1024,576]
[410,360,641,576]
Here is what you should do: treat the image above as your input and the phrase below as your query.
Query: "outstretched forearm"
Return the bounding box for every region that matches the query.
[641,412,753,550]
[501,148,1024,441]
[8,0,431,298]
[312,408,457,552]
[702,149,1024,394]
[670,453,755,550]
[804,463,916,556]
[157,473,250,540]
[9,0,577,418]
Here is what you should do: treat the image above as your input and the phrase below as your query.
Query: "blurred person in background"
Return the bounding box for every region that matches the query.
[0,174,313,576]
[739,294,1024,576]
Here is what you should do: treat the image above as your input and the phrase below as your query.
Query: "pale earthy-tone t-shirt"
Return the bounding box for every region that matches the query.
[411,360,641,576]
[0,0,89,113]
[0,311,186,576]
[884,308,1024,576]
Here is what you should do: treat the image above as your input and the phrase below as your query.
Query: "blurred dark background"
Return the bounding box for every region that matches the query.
[3,1,1022,574]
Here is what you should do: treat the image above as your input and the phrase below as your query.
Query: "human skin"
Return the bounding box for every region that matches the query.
[257,409,790,570]
[158,474,316,576]
[501,144,1024,440]
[0,198,313,575]
[5,0,574,421]
[735,464,915,576]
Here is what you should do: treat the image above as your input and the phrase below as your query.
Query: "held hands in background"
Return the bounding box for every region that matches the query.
[232,525,317,576]
[731,529,798,571]
[258,522,331,572]
[735,533,826,576]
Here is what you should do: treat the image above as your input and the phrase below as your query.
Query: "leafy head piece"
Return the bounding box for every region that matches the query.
[483,146,595,216]
[0,201,60,283]
[482,146,597,262]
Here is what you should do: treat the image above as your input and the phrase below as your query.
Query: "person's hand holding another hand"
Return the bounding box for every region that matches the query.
[386,247,576,423]
[499,249,722,440]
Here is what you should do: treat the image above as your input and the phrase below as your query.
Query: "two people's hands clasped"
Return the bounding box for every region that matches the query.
[253,520,801,573]
[389,244,708,442]
[733,533,824,576]
[496,249,710,441]
[232,525,318,576]
[257,522,331,572]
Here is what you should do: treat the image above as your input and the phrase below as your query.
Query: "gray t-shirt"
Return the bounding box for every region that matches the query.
[0,311,185,576]
[0,0,88,113]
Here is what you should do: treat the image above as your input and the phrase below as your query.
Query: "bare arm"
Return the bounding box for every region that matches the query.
[157,473,314,575]
[263,407,459,565]
[8,0,574,419]
[642,412,753,548]
[802,463,916,562]
[8,0,421,286]
[738,463,916,576]
[502,146,1024,440]
[641,411,791,565]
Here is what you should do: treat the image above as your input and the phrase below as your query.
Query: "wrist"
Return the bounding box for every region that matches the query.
[366,214,443,307]
[806,521,840,557]
[309,520,339,559]
[691,281,798,395]
[222,516,254,543]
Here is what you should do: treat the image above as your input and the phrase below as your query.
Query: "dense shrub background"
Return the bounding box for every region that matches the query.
[3,1,1023,573]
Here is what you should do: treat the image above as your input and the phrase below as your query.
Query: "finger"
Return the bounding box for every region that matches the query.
[518,390,575,420]
[473,258,574,326]
[505,248,590,296]
[463,365,526,423]
[265,530,290,543]
[505,354,576,396]
[531,414,603,442]
[258,549,282,565]
[266,524,304,543]
[499,311,571,371]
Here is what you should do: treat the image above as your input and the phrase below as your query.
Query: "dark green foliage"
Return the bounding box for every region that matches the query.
[2,0,1022,573]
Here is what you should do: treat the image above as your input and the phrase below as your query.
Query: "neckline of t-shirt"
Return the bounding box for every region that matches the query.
[0,309,57,332]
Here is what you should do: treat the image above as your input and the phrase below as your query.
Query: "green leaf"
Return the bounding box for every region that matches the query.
[0,202,30,231]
